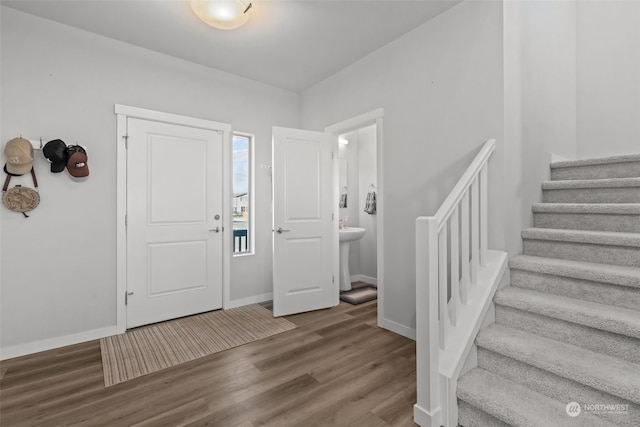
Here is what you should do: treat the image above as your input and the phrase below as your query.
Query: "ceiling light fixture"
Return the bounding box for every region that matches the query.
[190,0,253,30]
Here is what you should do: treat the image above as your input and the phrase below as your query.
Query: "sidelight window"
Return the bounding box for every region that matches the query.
[232,133,253,255]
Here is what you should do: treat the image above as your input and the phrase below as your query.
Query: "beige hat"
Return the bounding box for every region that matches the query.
[4,138,34,175]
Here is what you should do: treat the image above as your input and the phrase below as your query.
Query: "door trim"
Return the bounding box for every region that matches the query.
[325,108,385,329]
[115,104,232,334]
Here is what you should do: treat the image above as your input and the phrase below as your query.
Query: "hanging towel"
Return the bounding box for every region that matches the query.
[339,192,347,208]
[364,190,376,214]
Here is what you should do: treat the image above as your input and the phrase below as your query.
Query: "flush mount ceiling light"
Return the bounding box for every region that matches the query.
[190,0,253,30]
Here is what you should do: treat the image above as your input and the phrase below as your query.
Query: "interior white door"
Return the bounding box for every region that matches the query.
[126,118,223,328]
[272,126,338,317]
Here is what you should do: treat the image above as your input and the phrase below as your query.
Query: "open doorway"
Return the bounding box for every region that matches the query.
[325,109,384,327]
[337,126,378,288]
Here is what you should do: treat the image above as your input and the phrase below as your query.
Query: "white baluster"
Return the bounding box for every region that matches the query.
[449,209,459,326]
[480,164,488,266]
[470,177,479,285]
[438,226,450,350]
[460,191,470,304]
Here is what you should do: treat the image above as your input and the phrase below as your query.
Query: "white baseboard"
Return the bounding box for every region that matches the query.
[0,325,118,360]
[351,274,377,286]
[379,316,416,340]
[226,292,273,309]
[414,403,442,427]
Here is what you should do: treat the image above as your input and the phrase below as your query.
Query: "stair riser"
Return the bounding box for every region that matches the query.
[551,162,640,181]
[533,212,640,233]
[457,401,510,427]
[510,269,640,311]
[542,187,640,203]
[523,239,640,268]
[495,305,640,364]
[477,348,640,427]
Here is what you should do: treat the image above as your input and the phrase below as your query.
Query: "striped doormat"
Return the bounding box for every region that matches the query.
[100,304,295,387]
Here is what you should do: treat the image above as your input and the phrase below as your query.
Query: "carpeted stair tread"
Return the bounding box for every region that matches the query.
[458,401,511,427]
[521,227,640,247]
[494,287,640,339]
[551,153,640,169]
[457,368,613,427]
[542,177,640,190]
[476,324,640,404]
[532,203,640,233]
[532,203,640,214]
[509,255,640,289]
[550,154,640,181]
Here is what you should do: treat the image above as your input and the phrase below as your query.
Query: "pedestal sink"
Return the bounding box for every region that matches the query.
[339,227,366,291]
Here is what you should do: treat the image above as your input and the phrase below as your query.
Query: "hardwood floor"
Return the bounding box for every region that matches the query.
[0,300,417,426]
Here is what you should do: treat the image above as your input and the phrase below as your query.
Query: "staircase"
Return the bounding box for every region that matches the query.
[457,153,640,427]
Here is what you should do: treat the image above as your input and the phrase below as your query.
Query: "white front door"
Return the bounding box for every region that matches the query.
[272,126,338,317]
[126,118,223,328]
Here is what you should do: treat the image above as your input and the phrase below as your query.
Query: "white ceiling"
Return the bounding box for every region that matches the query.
[1,0,461,92]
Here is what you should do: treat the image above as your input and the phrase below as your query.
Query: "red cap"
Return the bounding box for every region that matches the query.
[67,151,89,178]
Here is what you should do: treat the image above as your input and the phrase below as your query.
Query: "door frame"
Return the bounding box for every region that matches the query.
[115,104,232,334]
[325,108,384,328]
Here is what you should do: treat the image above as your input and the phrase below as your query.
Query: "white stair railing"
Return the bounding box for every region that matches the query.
[414,139,504,427]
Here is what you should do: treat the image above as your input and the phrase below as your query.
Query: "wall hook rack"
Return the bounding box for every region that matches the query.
[25,138,43,150]
[23,138,88,151]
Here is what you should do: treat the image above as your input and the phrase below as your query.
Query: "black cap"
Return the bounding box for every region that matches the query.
[43,139,67,173]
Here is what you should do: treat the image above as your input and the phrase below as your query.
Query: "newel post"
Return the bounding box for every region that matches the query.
[414,217,442,427]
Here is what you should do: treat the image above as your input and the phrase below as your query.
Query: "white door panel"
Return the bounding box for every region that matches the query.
[272,126,337,317]
[127,118,223,328]
[148,135,208,223]
[148,241,207,295]
[285,140,321,220]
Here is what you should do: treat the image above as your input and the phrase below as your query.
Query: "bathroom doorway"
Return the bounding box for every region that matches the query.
[325,109,384,327]
[337,126,378,287]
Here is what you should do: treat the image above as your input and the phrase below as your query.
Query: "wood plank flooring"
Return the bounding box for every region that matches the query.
[0,300,417,426]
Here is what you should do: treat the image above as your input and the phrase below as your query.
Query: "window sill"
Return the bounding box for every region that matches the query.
[233,252,254,258]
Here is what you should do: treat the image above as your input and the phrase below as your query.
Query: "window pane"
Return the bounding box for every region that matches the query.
[233,134,251,254]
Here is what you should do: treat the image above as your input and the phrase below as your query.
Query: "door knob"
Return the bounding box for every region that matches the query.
[210,227,221,233]
[275,227,291,234]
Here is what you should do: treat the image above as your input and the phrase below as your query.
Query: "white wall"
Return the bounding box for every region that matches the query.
[301,0,505,334]
[356,125,377,282]
[577,0,640,158]
[503,0,578,255]
[0,7,299,353]
[0,6,3,329]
